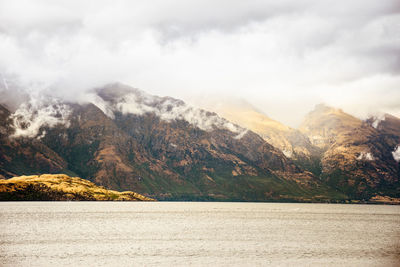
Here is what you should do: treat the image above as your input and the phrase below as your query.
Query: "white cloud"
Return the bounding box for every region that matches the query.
[7,83,248,138]
[392,146,400,162]
[371,114,386,129]
[95,84,247,135]
[282,150,293,158]
[357,152,375,161]
[10,93,72,138]
[0,0,399,126]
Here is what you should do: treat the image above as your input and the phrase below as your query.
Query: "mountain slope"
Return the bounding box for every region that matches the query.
[0,104,68,179]
[366,113,400,150]
[299,104,400,198]
[0,174,154,201]
[208,101,400,200]
[202,100,323,175]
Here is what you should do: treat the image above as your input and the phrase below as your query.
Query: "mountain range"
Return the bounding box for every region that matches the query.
[0,83,399,202]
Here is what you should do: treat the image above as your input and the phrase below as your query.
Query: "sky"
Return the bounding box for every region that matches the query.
[0,0,399,126]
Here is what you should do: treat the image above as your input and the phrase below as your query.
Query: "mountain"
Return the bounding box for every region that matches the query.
[0,174,154,201]
[3,83,398,202]
[299,104,400,199]
[0,83,345,202]
[204,101,400,201]
[200,99,323,175]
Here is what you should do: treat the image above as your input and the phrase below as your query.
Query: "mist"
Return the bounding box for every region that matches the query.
[0,0,399,126]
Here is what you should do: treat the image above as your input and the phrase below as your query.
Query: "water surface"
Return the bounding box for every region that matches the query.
[0,202,399,266]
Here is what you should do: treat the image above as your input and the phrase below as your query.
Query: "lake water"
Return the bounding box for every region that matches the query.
[0,202,399,266]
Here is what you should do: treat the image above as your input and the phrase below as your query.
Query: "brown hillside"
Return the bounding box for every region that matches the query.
[0,174,154,201]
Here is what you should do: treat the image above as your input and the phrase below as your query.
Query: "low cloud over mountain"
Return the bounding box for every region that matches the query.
[1,0,399,126]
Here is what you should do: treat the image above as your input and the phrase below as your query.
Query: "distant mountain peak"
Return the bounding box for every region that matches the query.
[195,98,317,160]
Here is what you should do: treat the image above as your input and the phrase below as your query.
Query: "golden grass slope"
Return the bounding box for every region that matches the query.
[0,174,154,201]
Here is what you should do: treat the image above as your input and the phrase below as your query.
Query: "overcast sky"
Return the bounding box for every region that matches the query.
[0,0,399,126]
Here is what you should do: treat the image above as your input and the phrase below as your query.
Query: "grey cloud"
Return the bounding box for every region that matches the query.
[0,0,399,127]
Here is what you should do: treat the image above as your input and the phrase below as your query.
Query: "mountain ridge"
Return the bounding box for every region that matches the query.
[0,83,398,202]
[195,100,400,200]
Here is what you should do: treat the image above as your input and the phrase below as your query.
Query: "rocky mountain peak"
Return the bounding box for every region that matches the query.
[197,99,317,161]
[299,104,370,149]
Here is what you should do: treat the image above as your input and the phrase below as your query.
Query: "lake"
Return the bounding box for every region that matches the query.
[0,202,399,266]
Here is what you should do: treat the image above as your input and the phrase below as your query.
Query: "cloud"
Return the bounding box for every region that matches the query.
[392,146,400,162]
[11,94,71,138]
[96,83,247,136]
[357,152,375,161]
[0,0,399,126]
[7,82,248,138]
[370,114,386,128]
